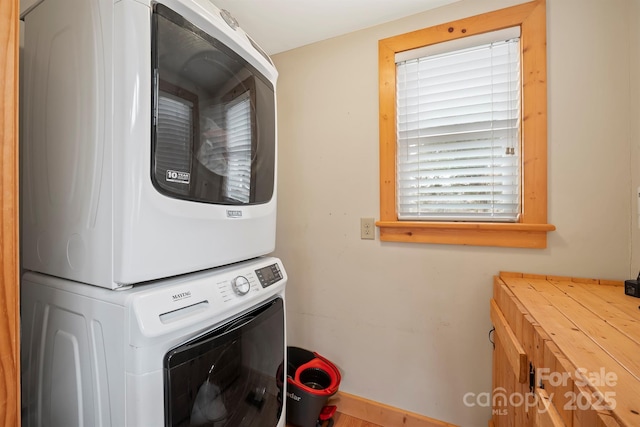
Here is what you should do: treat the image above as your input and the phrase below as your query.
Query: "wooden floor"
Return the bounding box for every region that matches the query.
[327,413,382,427]
[288,413,382,427]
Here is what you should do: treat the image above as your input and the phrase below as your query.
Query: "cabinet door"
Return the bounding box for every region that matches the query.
[491,297,529,426]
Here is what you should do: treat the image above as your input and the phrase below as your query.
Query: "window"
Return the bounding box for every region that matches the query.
[377,0,554,248]
[396,28,522,222]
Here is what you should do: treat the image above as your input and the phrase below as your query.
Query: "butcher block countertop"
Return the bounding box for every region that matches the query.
[496,272,640,427]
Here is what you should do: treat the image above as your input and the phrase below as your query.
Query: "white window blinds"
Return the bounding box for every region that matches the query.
[396,28,521,222]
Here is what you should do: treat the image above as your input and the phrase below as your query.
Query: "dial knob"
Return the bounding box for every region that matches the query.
[231,276,251,296]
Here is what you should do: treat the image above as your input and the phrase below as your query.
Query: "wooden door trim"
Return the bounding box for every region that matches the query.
[0,0,21,424]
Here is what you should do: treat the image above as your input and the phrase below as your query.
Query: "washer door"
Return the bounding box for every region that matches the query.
[164,298,284,427]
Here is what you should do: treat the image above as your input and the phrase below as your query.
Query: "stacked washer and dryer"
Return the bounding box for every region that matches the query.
[20,0,287,425]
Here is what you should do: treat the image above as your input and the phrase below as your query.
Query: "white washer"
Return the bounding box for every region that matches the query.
[21,257,287,427]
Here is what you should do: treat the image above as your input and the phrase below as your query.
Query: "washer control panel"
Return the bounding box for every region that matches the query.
[255,263,283,288]
[214,258,285,304]
[128,257,286,339]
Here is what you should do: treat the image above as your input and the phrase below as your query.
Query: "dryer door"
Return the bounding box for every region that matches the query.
[164,298,284,427]
[152,4,276,205]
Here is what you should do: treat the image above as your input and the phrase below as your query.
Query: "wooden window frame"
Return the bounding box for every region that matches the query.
[377,0,555,249]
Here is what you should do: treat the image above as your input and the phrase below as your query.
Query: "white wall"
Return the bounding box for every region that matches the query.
[272,0,638,425]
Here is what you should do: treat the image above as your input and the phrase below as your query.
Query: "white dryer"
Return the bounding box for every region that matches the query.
[21,0,279,289]
[21,257,287,427]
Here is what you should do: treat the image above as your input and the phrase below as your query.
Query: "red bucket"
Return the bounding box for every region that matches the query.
[286,347,341,427]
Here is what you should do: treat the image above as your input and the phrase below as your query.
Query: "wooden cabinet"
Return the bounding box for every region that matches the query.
[490,273,640,427]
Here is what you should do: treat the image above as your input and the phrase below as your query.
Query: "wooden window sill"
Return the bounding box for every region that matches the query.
[376,221,556,249]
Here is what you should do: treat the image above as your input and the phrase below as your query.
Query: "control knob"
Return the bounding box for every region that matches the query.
[231,276,251,296]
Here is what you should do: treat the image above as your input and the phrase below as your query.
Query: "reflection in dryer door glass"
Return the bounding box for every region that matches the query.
[164,299,285,426]
[151,4,276,206]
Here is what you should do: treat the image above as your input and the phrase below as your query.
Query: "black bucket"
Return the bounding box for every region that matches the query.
[286,347,341,427]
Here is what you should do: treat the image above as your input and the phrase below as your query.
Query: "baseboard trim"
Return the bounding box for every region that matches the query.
[332,391,459,427]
